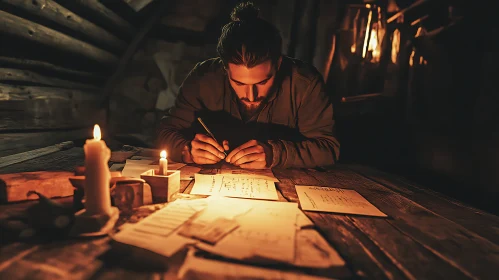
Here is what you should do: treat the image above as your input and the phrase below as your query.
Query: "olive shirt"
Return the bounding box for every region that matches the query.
[157,56,340,168]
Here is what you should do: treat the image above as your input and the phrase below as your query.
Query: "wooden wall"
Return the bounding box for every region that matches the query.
[0,0,158,156]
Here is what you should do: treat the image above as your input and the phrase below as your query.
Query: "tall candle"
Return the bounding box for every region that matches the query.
[159,150,168,175]
[84,124,111,215]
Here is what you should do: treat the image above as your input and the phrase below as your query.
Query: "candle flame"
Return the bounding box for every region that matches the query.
[93,124,101,141]
[160,150,167,159]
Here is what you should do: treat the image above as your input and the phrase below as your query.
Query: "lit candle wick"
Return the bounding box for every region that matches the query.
[93,124,101,141]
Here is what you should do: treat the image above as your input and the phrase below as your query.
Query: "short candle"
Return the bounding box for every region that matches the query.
[159,150,168,175]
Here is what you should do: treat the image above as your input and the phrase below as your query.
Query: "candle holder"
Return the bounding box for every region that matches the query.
[69,206,119,237]
[140,169,180,203]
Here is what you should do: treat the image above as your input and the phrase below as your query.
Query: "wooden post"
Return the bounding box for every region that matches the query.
[0,10,118,65]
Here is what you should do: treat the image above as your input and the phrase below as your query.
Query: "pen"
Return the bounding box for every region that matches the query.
[197,117,228,157]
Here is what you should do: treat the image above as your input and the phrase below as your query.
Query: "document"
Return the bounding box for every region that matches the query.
[190,174,278,200]
[220,164,279,182]
[295,185,387,217]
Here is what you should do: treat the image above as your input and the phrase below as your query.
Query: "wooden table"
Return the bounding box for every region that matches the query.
[0,147,498,279]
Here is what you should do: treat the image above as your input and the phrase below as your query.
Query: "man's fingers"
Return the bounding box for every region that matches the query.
[239,159,267,169]
[230,145,265,164]
[223,140,230,151]
[192,140,225,159]
[192,149,223,162]
[233,153,265,166]
[194,134,225,153]
[193,156,219,165]
[226,140,258,162]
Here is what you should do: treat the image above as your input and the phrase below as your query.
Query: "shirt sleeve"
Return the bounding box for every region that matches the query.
[268,76,340,168]
[157,63,202,163]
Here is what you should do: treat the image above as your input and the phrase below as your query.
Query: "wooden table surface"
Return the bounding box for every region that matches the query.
[0,147,498,279]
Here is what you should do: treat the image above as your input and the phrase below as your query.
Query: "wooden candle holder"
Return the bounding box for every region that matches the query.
[140,169,180,203]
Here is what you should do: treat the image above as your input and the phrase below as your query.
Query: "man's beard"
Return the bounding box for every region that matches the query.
[240,101,262,116]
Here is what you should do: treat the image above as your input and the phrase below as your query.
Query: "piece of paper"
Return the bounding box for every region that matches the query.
[220,164,279,182]
[190,174,278,200]
[295,185,387,217]
[295,229,346,269]
[112,199,209,257]
[194,198,296,263]
[178,248,335,280]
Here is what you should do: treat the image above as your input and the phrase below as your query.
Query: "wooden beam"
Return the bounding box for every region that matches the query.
[72,0,136,38]
[0,68,98,90]
[2,0,127,52]
[0,84,100,101]
[0,10,118,65]
[0,141,74,169]
[0,85,106,131]
[0,57,106,83]
[103,0,169,99]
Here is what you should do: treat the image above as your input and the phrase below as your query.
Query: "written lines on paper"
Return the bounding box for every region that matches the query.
[111,197,348,279]
[190,174,278,200]
[296,185,387,217]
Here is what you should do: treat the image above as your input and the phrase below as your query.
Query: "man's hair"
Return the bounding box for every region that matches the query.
[217,2,282,68]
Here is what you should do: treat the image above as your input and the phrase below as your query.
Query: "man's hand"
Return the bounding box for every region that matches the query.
[186,134,229,165]
[225,140,272,169]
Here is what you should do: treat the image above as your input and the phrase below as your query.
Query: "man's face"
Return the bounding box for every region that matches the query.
[226,58,281,111]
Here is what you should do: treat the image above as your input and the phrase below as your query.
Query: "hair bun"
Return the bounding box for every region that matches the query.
[230,2,259,22]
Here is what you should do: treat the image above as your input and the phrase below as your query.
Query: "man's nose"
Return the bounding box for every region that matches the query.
[246,85,258,101]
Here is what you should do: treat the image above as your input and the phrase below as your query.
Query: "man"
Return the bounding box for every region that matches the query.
[158,2,339,169]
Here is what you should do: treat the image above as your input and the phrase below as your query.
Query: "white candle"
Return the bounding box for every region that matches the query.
[159,150,168,175]
[83,124,111,215]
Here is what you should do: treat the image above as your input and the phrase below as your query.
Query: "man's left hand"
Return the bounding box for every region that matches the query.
[225,140,273,169]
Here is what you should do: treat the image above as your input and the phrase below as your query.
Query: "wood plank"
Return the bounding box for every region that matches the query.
[0,129,89,157]
[0,57,105,83]
[70,0,136,39]
[346,164,499,245]
[302,167,499,279]
[0,10,118,65]
[0,239,109,279]
[0,147,84,174]
[0,84,101,101]
[0,68,98,90]
[0,170,75,203]
[0,85,106,131]
[3,0,126,52]
[273,168,406,280]
[0,141,74,169]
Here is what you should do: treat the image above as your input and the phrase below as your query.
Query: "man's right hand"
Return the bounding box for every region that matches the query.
[188,134,229,164]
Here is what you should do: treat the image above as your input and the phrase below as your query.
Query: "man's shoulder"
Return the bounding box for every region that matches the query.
[284,56,323,84]
[192,57,225,77]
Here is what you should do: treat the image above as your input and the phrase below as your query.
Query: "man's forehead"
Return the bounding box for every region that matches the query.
[226,61,275,84]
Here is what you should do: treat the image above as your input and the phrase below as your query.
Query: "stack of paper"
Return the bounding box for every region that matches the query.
[111,197,348,278]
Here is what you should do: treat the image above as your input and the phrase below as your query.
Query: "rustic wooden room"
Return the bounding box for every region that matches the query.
[0,0,496,279]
